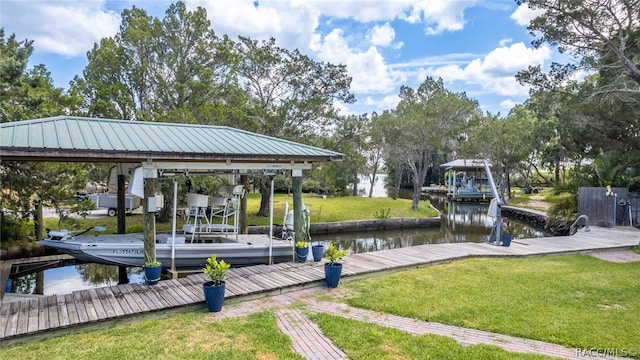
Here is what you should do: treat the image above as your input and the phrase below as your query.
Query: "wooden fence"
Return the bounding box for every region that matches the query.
[577,187,631,227]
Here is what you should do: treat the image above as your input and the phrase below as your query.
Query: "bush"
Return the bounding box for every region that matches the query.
[272,174,292,193]
[1,212,32,245]
[546,193,577,233]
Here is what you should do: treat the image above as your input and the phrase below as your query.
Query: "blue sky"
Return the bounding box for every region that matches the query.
[2,0,551,116]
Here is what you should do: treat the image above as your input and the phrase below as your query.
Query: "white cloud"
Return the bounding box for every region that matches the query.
[511,3,545,26]
[310,28,405,94]
[424,42,551,97]
[499,98,519,111]
[412,0,473,35]
[498,38,512,47]
[1,0,121,57]
[368,23,395,47]
[364,94,400,110]
[188,0,320,51]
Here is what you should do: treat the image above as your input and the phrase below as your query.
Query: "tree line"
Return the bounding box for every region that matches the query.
[2,0,639,242]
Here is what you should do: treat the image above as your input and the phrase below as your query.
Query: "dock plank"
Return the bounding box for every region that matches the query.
[128,283,159,311]
[155,282,186,307]
[102,287,126,317]
[56,295,70,327]
[46,295,59,329]
[72,291,89,323]
[16,301,29,336]
[37,297,49,331]
[165,279,199,303]
[109,287,133,315]
[64,294,80,325]
[80,290,99,322]
[4,301,20,337]
[0,303,11,336]
[117,285,145,313]
[137,285,166,310]
[86,288,107,320]
[27,299,39,333]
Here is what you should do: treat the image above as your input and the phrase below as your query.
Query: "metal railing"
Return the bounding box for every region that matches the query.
[570,214,590,235]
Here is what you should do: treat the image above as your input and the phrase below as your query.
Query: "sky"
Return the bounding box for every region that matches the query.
[1,0,552,117]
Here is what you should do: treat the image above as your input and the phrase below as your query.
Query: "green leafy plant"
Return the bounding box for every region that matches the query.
[202,254,230,285]
[295,241,308,248]
[502,218,511,235]
[373,208,391,220]
[326,242,348,266]
[144,250,161,267]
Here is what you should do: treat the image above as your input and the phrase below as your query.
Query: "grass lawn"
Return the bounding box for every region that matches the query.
[42,193,438,234]
[333,254,640,353]
[0,311,303,360]
[1,255,637,359]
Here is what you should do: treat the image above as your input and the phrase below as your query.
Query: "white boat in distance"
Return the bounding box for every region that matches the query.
[40,230,294,268]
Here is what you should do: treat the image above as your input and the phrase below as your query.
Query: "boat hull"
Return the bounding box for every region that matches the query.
[40,233,294,268]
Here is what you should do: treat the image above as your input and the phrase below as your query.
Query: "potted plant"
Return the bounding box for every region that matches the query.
[143,251,162,285]
[501,218,512,247]
[294,241,309,262]
[324,243,348,288]
[202,254,231,312]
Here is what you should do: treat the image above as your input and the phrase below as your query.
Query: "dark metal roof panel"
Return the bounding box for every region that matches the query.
[1,116,342,160]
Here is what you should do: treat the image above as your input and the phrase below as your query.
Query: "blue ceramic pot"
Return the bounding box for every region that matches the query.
[203,281,226,312]
[144,265,162,285]
[295,246,309,262]
[502,234,512,247]
[324,263,342,288]
[312,245,324,262]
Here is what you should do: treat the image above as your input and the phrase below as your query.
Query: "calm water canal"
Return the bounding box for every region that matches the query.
[6,197,547,298]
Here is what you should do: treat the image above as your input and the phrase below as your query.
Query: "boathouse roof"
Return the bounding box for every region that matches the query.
[440,159,491,171]
[0,116,342,170]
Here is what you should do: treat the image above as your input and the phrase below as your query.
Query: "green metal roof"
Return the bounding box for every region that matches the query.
[0,116,342,167]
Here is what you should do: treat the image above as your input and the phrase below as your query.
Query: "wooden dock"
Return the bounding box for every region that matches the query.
[1,226,638,346]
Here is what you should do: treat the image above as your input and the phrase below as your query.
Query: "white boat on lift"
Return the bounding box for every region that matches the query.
[40,182,294,268]
[40,229,293,268]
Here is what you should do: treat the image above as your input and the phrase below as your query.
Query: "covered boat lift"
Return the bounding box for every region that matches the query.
[1,116,343,273]
[441,159,495,202]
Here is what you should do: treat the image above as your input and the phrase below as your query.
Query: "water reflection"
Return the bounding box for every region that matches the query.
[8,264,145,297]
[311,198,547,255]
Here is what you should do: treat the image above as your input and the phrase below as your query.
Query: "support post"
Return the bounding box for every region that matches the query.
[142,170,157,264]
[240,175,248,234]
[118,266,129,284]
[117,173,126,234]
[292,169,303,243]
[34,200,43,240]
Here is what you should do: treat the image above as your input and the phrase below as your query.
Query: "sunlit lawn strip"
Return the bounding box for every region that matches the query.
[337,255,640,352]
[309,313,555,360]
[0,311,303,360]
[44,194,439,232]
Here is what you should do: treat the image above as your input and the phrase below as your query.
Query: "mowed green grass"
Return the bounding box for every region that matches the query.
[2,255,638,359]
[335,254,640,352]
[0,311,303,360]
[44,193,439,232]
